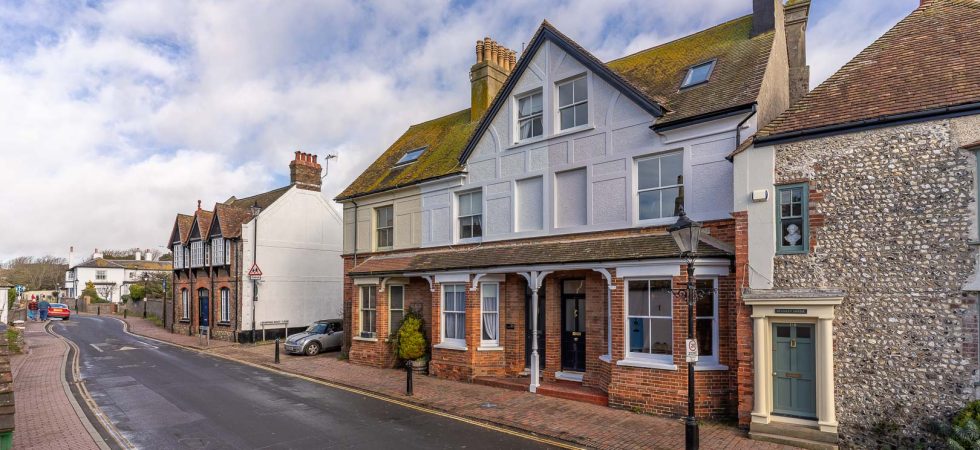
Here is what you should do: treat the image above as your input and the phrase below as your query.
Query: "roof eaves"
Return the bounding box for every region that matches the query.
[652,102,756,133]
[334,171,465,202]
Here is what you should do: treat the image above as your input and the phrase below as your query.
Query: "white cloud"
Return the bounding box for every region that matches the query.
[0,0,918,262]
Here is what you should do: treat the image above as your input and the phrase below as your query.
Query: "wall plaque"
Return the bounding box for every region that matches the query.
[775,308,807,314]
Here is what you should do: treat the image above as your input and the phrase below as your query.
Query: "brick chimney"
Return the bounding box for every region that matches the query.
[289,151,322,191]
[470,37,517,122]
[784,0,811,105]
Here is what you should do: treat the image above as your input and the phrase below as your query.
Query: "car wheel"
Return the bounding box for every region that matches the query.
[304,341,321,356]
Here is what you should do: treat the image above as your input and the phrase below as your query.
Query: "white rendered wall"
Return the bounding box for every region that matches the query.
[241,187,345,331]
[342,186,422,253]
[733,142,775,289]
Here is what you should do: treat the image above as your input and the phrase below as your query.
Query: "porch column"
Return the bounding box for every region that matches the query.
[519,270,551,393]
[751,316,769,423]
[817,318,838,433]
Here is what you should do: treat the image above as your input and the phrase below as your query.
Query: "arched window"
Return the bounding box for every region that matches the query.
[181,289,189,320]
[220,288,230,323]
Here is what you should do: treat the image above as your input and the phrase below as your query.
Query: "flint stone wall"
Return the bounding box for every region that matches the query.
[772,115,980,448]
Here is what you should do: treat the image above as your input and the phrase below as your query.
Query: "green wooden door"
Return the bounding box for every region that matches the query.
[772,323,816,419]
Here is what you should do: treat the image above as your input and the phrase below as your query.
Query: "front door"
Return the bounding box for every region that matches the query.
[524,284,546,368]
[772,323,816,419]
[199,289,210,328]
[560,279,586,372]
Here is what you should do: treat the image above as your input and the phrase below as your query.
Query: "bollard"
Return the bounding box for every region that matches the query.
[143,302,147,319]
[124,309,127,319]
[274,338,280,364]
[97,306,100,316]
[406,360,414,396]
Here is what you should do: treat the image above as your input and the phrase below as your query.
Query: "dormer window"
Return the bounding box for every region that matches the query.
[517,91,543,140]
[681,60,715,88]
[395,147,426,166]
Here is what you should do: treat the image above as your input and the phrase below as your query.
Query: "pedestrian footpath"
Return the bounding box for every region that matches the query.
[116,314,797,450]
[11,321,101,450]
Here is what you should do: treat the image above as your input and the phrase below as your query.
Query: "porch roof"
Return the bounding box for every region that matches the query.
[349,233,732,276]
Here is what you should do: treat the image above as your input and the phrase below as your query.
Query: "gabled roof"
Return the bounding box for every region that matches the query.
[189,209,214,241]
[225,185,291,210]
[72,258,171,271]
[756,0,980,144]
[172,214,194,246]
[213,203,254,238]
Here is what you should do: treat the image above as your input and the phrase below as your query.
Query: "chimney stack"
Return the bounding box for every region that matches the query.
[145,249,152,261]
[93,248,103,259]
[470,37,517,122]
[289,151,323,192]
[752,0,777,37]
[784,0,811,105]
[135,251,142,261]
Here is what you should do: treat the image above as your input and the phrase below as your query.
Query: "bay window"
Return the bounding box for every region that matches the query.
[481,283,499,346]
[627,280,673,362]
[190,241,203,267]
[211,237,225,266]
[637,152,683,220]
[442,284,466,346]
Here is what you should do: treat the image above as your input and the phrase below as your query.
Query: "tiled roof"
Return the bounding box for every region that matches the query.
[225,185,291,210]
[338,16,774,200]
[962,139,980,150]
[757,0,980,141]
[213,203,253,238]
[349,233,731,276]
[336,109,476,200]
[72,258,172,271]
[194,210,214,241]
[176,214,194,244]
[607,14,774,127]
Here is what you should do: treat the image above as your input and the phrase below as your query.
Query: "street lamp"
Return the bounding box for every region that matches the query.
[668,206,703,450]
[250,201,261,343]
[142,272,149,318]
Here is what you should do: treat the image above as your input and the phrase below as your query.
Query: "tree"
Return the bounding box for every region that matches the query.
[7,289,15,309]
[396,310,427,361]
[81,281,101,302]
[0,256,67,290]
[129,284,145,302]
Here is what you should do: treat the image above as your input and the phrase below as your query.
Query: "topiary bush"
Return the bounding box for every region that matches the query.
[396,309,427,361]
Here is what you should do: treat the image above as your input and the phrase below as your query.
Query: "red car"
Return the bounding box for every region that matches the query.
[48,303,71,320]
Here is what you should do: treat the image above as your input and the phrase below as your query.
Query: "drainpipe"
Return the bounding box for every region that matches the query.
[351,200,359,266]
[234,241,240,342]
[250,207,260,343]
[735,104,757,147]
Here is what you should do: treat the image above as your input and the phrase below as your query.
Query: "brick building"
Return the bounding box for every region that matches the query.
[167,152,345,341]
[336,0,807,422]
[733,0,980,447]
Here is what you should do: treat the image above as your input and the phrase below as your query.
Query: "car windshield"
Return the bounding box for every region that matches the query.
[306,324,327,334]
[51,304,67,308]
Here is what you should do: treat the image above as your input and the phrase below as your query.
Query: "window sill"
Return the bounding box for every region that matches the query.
[217,321,232,327]
[969,240,980,246]
[635,216,680,228]
[616,358,678,371]
[179,319,190,323]
[553,124,595,139]
[434,342,468,351]
[477,345,504,352]
[352,336,378,343]
[776,249,808,255]
[598,354,612,363]
[457,237,483,245]
[693,363,729,372]
[508,135,547,150]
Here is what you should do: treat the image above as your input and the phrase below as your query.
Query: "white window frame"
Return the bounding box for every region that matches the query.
[389,284,404,333]
[183,245,189,269]
[173,244,183,269]
[211,237,225,266]
[375,206,394,250]
[694,277,720,367]
[624,279,674,364]
[95,270,107,281]
[360,285,377,337]
[220,288,230,323]
[480,283,500,347]
[441,284,467,347]
[190,241,203,268]
[515,90,544,143]
[555,74,590,133]
[457,190,483,241]
[225,239,231,266]
[181,289,189,320]
[681,60,716,88]
[635,151,684,224]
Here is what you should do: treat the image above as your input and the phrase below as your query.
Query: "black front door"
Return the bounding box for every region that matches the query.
[561,279,586,372]
[524,283,546,368]
[198,289,209,328]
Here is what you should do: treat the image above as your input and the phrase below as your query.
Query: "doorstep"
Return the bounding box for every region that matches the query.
[750,421,839,450]
[473,376,609,407]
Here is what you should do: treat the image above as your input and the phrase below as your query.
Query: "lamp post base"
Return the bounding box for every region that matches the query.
[685,416,699,450]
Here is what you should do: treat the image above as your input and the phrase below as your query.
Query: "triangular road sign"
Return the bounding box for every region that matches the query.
[248,263,263,279]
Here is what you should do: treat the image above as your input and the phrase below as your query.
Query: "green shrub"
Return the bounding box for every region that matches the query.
[5,328,20,354]
[395,309,427,361]
[6,289,14,309]
[81,281,103,302]
[129,284,145,302]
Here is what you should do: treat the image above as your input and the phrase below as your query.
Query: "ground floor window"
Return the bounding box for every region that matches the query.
[481,283,499,346]
[181,289,189,319]
[389,285,404,332]
[695,278,718,364]
[360,286,377,337]
[627,279,673,362]
[220,288,230,322]
[442,284,466,345]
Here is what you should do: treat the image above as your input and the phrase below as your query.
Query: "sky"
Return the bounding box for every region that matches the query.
[0,0,918,264]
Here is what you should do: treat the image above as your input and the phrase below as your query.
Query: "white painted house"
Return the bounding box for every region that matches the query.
[65,250,171,303]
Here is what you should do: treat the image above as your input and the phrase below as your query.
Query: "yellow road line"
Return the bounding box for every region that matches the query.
[107,316,581,450]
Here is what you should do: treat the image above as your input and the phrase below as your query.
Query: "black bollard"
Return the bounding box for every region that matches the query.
[406,360,414,396]
[143,302,147,319]
[124,309,127,319]
[97,306,100,316]
[274,338,280,364]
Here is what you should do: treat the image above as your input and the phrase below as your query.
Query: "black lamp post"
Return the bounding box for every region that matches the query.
[668,207,703,450]
[142,272,149,318]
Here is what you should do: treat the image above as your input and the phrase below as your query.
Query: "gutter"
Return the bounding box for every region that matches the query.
[651,103,757,133]
[755,101,980,146]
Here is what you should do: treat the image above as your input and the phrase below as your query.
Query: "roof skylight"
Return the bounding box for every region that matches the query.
[395,147,426,166]
[681,60,715,88]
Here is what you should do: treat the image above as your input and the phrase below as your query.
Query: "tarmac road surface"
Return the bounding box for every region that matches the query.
[53,315,560,449]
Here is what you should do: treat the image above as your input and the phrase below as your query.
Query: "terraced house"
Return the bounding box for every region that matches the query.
[167,152,345,341]
[733,1,980,447]
[337,0,809,422]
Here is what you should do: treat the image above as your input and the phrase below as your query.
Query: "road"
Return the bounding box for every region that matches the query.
[52,315,559,449]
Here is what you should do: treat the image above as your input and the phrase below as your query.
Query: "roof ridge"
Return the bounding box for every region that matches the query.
[606,14,755,65]
[230,184,291,205]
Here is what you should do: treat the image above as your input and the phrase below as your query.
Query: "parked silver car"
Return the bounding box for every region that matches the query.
[283,319,344,356]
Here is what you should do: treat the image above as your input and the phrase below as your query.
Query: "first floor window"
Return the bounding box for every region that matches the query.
[517,91,543,140]
[173,245,183,269]
[695,278,718,362]
[376,206,393,249]
[442,284,466,344]
[776,183,808,253]
[637,152,683,220]
[627,280,673,360]
[557,76,588,130]
[389,285,404,332]
[360,286,377,336]
[225,239,231,266]
[96,270,107,281]
[458,190,483,239]
[481,283,499,345]
[211,237,225,266]
[190,241,203,267]
[181,289,189,319]
[220,288,230,322]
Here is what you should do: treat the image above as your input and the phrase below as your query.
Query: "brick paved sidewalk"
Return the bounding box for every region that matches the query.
[117,315,796,450]
[11,321,102,450]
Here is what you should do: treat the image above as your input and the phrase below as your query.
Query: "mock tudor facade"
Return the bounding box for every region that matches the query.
[733,1,980,447]
[167,152,345,341]
[337,0,808,421]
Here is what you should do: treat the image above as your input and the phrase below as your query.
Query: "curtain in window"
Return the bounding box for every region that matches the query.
[481,285,498,342]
